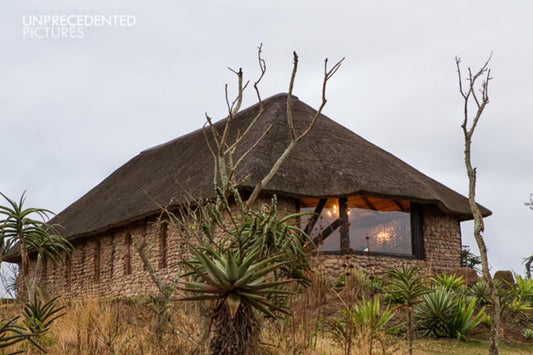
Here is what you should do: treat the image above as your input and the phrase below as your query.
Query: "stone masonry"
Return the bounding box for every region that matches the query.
[28,200,461,299]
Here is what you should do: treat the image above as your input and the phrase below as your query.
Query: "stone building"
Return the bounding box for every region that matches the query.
[6,93,490,298]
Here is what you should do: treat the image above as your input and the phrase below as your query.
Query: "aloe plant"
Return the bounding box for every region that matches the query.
[181,243,296,354]
[22,295,66,334]
[0,316,43,354]
[0,192,72,300]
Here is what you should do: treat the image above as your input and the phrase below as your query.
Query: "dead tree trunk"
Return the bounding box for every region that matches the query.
[456,54,500,355]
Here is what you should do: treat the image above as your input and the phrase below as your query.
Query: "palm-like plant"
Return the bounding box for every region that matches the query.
[386,266,429,355]
[22,295,66,334]
[0,316,43,354]
[181,243,295,355]
[0,192,72,300]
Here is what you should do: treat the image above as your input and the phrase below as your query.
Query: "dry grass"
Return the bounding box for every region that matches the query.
[1,269,532,354]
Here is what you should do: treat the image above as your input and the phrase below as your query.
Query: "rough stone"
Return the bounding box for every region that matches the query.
[451,267,479,287]
[494,270,515,288]
[26,200,462,299]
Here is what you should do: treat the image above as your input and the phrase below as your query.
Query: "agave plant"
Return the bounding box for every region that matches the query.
[415,287,483,339]
[180,243,296,355]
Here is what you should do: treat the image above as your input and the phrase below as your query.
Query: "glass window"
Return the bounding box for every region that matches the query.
[300,196,417,257]
[348,208,412,255]
[300,198,340,252]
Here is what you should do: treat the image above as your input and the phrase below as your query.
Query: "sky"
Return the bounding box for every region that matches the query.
[1,1,532,295]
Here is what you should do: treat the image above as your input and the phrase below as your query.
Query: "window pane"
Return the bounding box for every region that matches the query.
[300,198,341,251]
[348,208,412,255]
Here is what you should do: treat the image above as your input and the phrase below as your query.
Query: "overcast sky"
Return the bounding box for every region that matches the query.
[1,1,532,294]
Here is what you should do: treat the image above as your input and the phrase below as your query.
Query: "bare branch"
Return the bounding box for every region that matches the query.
[296,56,345,142]
[203,125,219,188]
[457,53,500,355]
[246,55,344,207]
[233,123,273,171]
[287,52,299,141]
[224,45,267,155]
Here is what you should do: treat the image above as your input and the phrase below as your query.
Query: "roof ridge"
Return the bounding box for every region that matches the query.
[141,92,298,154]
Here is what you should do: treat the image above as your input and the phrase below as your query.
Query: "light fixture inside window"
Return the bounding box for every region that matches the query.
[326,203,338,217]
[376,230,391,244]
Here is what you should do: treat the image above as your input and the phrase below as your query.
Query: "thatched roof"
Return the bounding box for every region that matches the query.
[33,93,493,243]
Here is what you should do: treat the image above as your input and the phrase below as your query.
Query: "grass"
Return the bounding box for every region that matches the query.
[2,297,533,354]
[2,267,532,354]
[413,338,533,355]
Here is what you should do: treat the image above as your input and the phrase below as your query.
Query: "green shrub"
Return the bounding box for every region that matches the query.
[515,274,533,304]
[431,274,465,292]
[330,297,395,355]
[467,281,490,306]
[522,328,533,341]
[415,287,483,339]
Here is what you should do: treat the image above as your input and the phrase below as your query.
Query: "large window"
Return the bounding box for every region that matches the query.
[300,196,424,258]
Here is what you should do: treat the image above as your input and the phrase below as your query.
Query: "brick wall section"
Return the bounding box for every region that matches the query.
[28,201,461,299]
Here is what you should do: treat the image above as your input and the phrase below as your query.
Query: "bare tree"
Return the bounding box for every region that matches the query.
[134,46,344,354]
[456,54,500,355]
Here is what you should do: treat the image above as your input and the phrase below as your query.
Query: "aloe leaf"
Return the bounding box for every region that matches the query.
[225,293,242,319]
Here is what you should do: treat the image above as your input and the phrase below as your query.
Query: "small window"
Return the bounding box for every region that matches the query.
[125,233,132,275]
[94,241,101,282]
[159,222,168,269]
[65,254,72,287]
[300,196,423,258]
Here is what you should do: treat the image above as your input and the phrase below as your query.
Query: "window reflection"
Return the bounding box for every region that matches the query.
[300,196,413,255]
[300,198,340,252]
[348,208,412,255]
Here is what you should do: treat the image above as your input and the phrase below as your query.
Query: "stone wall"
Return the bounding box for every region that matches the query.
[28,201,461,299]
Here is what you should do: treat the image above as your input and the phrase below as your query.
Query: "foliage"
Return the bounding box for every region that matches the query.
[522,328,533,341]
[0,192,72,299]
[329,297,395,355]
[22,295,66,334]
[431,273,465,292]
[467,280,490,306]
[385,265,430,355]
[386,266,430,306]
[460,245,482,271]
[179,194,310,355]
[514,274,533,303]
[0,316,42,353]
[415,287,484,339]
[181,243,294,319]
[232,195,312,286]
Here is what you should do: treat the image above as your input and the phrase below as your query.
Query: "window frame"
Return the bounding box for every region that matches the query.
[301,196,424,259]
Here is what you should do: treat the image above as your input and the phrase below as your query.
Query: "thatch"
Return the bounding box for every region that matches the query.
[14,93,492,249]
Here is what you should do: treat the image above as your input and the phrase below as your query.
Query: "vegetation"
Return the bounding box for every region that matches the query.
[385,266,430,355]
[456,54,501,354]
[461,245,482,271]
[0,193,70,352]
[2,266,533,354]
[0,192,72,300]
